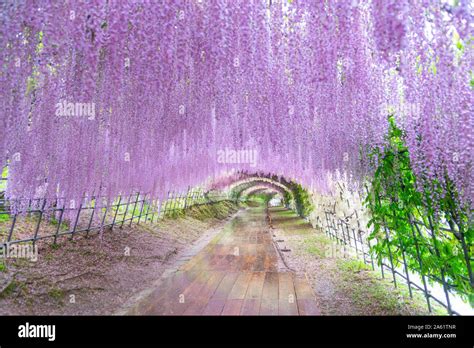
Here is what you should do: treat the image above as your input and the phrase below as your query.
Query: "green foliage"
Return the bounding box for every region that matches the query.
[278,180,313,217]
[291,183,314,218]
[0,280,18,299]
[0,214,9,222]
[49,216,69,229]
[186,200,238,221]
[0,259,6,272]
[282,190,293,208]
[164,208,185,219]
[365,116,474,307]
[247,193,273,206]
[0,166,7,193]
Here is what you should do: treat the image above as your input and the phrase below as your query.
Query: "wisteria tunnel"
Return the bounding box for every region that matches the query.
[0,0,473,318]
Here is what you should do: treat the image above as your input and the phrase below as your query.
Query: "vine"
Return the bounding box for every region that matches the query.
[365,116,474,306]
[284,182,313,218]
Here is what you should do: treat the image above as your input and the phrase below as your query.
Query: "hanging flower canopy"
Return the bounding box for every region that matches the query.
[0,0,472,209]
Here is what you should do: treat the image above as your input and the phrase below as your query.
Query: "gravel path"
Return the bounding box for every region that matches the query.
[268,206,432,315]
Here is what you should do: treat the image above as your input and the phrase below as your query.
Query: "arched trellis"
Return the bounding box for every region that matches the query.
[239,185,282,202]
[224,176,293,200]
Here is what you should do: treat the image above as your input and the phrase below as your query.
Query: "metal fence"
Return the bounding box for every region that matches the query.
[0,188,229,248]
[323,210,473,316]
[3,179,470,315]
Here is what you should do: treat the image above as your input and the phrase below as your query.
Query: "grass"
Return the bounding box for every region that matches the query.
[270,205,439,315]
[335,258,440,314]
[186,200,238,221]
[48,287,65,301]
[49,217,69,230]
[164,208,186,219]
[0,280,17,299]
[349,277,401,312]
[271,208,314,235]
[303,235,332,258]
[244,200,261,207]
[50,243,61,250]
[337,259,371,273]
[0,214,9,222]
[0,167,7,191]
[0,278,28,300]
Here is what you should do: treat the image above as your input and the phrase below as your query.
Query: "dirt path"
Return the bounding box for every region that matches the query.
[125,206,320,315]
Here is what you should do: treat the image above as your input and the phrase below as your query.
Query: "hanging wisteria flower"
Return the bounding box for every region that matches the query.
[0,0,471,213]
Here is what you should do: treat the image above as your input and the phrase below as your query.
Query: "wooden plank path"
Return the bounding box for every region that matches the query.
[127,207,320,315]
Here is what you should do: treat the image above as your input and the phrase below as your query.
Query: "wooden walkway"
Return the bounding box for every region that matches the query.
[127,207,320,315]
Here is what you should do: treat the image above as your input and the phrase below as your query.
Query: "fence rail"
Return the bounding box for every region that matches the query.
[0,189,229,248]
[3,184,471,315]
[322,210,472,316]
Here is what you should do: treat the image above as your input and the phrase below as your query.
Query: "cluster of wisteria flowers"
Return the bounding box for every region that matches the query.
[0,0,472,213]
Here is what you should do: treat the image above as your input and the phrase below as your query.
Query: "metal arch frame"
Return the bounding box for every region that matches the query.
[239,184,284,200]
[225,177,293,200]
[232,181,290,202]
